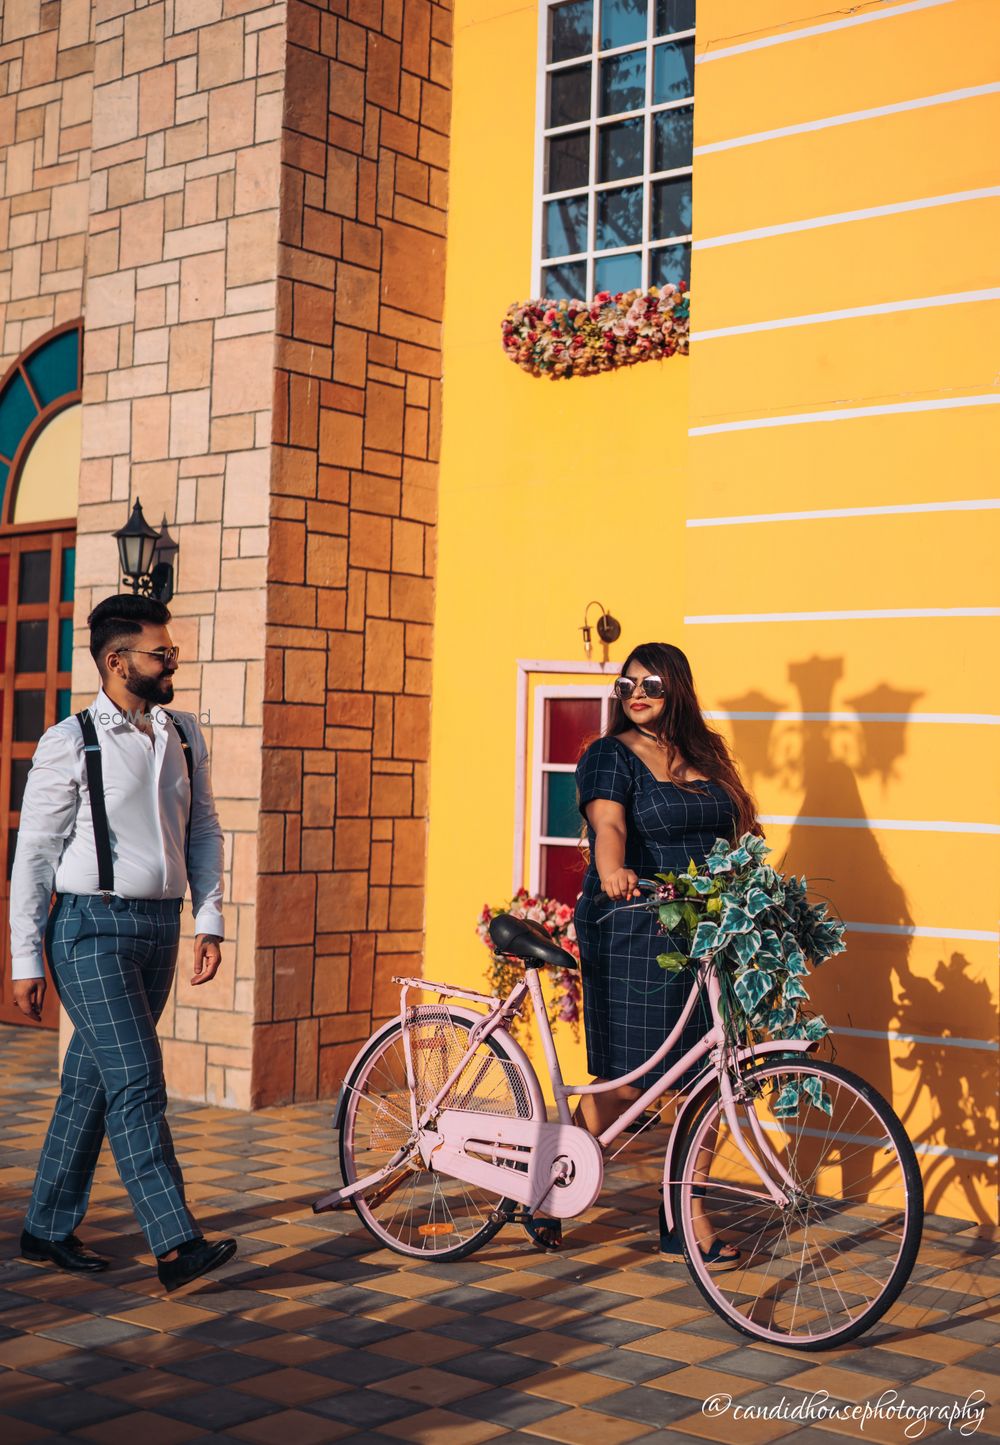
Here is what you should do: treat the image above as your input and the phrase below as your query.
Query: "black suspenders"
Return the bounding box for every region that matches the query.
[76,708,194,901]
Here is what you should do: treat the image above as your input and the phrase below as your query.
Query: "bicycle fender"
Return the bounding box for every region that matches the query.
[660,1040,815,1231]
[332,1004,547,1131]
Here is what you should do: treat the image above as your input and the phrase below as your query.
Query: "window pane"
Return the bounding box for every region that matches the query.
[550,0,594,62]
[597,184,643,249]
[545,772,582,839]
[58,617,73,673]
[547,131,591,192]
[600,50,645,115]
[24,330,79,409]
[653,38,694,102]
[60,546,75,601]
[542,262,587,301]
[601,0,647,49]
[652,175,692,237]
[545,195,589,258]
[0,551,10,604]
[598,117,644,181]
[595,250,642,292]
[7,828,17,880]
[650,241,691,287]
[10,758,31,813]
[14,690,45,742]
[0,372,37,462]
[546,698,602,763]
[57,688,72,721]
[655,0,695,35]
[549,64,592,126]
[18,551,50,604]
[653,103,693,171]
[15,619,47,673]
[541,843,587,907]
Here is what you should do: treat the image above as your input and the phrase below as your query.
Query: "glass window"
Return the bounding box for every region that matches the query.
[545,772,581,838]
[15,620,48,673]
[550,0,594,61]
[0,372,37,463]
[549,64,592,127]
[599,117,644,181]
[10,759,31,813]
[58,617,73,673]
[7,828,17,880]
[532,688,611,908]
[18,551,50,604]
[546,698,602,763]
[541,844,587,905]
[601,0,648,50]
[57,688,72,721]
[24,330,79,410]
[538,0,696,297]
[600,51,645,116]
[650,241,691,287]
[60,546,75,602]
[14,690,45,742]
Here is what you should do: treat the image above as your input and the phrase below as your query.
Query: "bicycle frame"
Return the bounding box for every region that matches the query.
[320,954,816,1219]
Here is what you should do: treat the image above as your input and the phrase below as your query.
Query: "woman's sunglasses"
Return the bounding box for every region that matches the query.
[613,675,665,701]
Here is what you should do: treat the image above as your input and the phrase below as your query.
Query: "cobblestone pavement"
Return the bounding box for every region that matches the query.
[0,1025,996,1444]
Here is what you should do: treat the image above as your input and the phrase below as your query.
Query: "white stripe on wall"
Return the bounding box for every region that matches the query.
[696,0,954,64]
[689,392,1000,437]
[690,287,1000,343]
[702,711,1000,726]
[694,81,1000,156]
[758,814,1000,835]
[694,187,1000,251]
[833,1025,998,1053]
[685,607,1000,624]
[688,499,1000,528]
[843,920,999,943]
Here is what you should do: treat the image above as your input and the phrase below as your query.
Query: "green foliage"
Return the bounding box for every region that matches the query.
[641,833,847,1117]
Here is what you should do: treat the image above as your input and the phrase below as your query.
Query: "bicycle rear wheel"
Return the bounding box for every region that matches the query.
[672,1057,923,1349]
[339,1005,541,1260]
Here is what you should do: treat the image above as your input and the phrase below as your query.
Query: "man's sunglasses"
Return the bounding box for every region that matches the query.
[613,675,665,701]
[116,647,180,667]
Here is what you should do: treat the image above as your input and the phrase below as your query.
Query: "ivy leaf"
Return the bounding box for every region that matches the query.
[657,952,688,973]
[744,887,772,917]
[733,966,773,1016]
[805,1015,830,1041]
[718,897,755,935]
[706,895,722,915]
[757,928,782,963]
[772,1080,801,1118]
[730,928,763,967]
[802,1073,833,1115]
[658,903,682,931]
[690,921,718,958]
[679,901,700,932]
[782,976,808,1004]
[687,857,698,877]
[690,875,716,895]
[707,852,733,876]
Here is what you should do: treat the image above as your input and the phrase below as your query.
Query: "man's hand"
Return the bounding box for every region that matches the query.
[192,934,222,985]
[13,978,46,1021]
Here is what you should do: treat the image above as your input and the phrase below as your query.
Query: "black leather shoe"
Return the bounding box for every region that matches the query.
[20,1229,109,1273]
[157,1236,237,1292]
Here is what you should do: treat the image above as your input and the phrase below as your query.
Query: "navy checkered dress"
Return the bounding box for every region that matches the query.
[574,736,738,1091]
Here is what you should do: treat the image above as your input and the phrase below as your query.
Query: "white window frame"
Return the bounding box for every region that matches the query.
[513,660,619,894]
[531,0,695,299]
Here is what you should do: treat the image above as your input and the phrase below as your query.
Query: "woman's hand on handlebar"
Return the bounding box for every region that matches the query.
[601,867,641,900]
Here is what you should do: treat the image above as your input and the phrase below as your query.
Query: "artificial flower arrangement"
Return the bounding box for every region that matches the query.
[477,889,582,1039]
[636,832,847,1117]
[501,284,689,379]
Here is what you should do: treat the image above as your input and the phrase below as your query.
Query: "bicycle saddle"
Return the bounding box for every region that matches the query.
[488,913,578,970]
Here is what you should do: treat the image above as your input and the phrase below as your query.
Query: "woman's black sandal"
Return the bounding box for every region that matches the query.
[522,1212,563,1251]
[658,1188,741,1270]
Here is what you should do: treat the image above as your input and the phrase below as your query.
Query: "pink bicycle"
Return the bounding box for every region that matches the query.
[317,913,923,1349]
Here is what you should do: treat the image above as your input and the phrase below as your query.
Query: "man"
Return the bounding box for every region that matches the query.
[10,593,236,1292]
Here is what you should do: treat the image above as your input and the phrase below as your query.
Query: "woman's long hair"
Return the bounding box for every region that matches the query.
[606,641,762,840]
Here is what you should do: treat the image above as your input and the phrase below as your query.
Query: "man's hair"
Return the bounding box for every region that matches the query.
[88,594,171,670]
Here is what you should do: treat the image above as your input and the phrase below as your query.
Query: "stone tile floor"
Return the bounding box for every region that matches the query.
[0,1024,997,1443]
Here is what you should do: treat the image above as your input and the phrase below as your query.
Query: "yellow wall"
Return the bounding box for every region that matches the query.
[428,0,999,1224]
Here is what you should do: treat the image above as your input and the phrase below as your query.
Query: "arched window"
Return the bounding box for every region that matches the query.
[0,321,83,526]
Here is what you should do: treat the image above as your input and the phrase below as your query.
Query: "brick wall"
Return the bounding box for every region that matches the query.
[0,0,93,369]
[253,0,451,1104]
[72,0,287,1109]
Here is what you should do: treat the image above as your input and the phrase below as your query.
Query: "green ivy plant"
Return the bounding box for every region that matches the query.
[638,832,847,1117]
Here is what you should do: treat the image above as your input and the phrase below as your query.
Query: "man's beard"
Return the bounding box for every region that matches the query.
[125,665,174,706]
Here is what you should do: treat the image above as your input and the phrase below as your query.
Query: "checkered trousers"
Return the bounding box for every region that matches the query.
[25,893,200,1257]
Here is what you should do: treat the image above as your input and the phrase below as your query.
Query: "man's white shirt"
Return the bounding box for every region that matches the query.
[9,687,225,980]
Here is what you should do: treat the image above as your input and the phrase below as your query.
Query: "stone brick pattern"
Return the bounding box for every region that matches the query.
[0,0,94,369]
[71,0,287,1110]
[255,0,451,1104]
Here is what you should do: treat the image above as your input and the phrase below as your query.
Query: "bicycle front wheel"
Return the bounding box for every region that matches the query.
[673,1057,923,1349]
[339,1004,541,1260]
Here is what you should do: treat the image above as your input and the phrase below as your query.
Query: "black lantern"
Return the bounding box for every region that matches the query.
[113,498,176,601]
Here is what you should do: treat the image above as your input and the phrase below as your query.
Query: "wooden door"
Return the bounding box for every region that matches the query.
[0,526,76,1028]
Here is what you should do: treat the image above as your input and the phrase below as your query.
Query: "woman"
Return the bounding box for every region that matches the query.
[525,642,761,1267]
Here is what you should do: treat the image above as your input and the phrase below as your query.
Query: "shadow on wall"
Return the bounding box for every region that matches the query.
[722,655,998,1225]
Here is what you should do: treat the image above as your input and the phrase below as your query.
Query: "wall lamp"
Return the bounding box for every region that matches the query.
[580,600,621,659]
[113,498,178,603]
